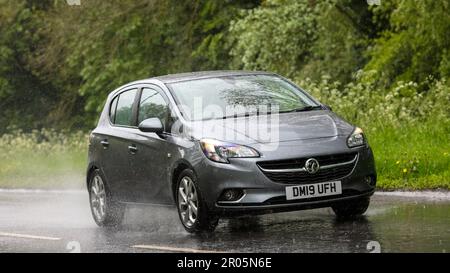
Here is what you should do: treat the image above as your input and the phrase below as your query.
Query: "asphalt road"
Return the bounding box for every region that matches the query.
[0,190,448,253]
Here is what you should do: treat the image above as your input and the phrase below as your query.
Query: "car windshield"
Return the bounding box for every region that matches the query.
[168,75,319,121]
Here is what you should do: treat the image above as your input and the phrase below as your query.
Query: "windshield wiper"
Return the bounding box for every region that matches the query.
[222,112,258,119]
[221,106,323,118]
[280,105,323,113]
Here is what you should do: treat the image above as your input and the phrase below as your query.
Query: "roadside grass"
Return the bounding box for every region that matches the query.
[368,122,450,190]
[0,130,87,189]
[0,123,448,190]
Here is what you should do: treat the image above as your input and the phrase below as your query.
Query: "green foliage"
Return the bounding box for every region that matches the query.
[0,0,60,132]
[297,75,450,129]
[304,0,374,83]
[22,0,260,127]
[229,0,321,78]
[31,0,196,126]
[228,0,382,82]
[364,0,450,87]
[192,0,260,70]
[229,0,450,87]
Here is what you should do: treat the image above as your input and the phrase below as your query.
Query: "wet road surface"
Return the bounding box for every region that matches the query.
[0,190,448,253]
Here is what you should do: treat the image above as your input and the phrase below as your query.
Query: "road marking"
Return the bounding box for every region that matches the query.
[0,189,84,194]
[132,244,223,253]
[0,232,61,241]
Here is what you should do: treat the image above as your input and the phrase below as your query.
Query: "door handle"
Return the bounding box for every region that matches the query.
[100,140,109,149]
[128,144,138,154]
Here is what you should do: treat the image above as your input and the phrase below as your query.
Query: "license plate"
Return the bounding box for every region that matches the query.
[286,181,342,200]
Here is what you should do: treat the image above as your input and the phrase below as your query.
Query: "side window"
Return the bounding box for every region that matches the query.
[114,89,137,126]
[138,88,169,125]
[109,96,118,123]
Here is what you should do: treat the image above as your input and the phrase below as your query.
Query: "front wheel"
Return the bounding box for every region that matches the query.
[176,169,219,233]
[332,197,370,219]
[88,169,125,227]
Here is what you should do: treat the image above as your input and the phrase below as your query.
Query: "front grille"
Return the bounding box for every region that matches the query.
[257,153,357,184]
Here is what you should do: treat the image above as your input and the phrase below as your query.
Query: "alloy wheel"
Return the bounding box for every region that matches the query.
[90,175,107,222]
[178,176,199,227]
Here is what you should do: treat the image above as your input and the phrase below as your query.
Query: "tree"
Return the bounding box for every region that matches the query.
[229,0,321,78]
[364,0,450,88]
[0,0,59,133]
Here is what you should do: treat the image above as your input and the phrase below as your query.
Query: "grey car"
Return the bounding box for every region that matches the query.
[87,71,376,233]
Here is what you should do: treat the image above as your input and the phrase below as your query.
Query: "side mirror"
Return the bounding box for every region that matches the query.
[138,118,164,134]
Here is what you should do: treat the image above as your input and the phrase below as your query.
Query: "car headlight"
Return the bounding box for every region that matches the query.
[200,139,260,163]
[347,127,366,148]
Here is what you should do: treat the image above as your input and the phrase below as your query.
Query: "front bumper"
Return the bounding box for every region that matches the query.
[215,189,375,216]
[193,138,377,216]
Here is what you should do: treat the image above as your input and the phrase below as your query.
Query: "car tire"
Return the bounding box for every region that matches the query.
[332,197,370,219]
[176,169,219,233]
[88,169,125,227]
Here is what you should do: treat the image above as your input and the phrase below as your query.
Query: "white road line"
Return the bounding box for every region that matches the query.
[132,244,223,253]
[0,189,84,194]
[0,232,61,241]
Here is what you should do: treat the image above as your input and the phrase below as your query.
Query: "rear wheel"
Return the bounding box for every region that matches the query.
[176,169,218,233]
[89,169,125,227]
[332,197,370,219]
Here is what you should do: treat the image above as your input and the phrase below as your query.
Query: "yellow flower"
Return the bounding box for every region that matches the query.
[403,168,408,173]
[396,160,400,165]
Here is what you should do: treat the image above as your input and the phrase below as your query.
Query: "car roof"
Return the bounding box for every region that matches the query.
[110,70,278,97]
[152,70,275,84]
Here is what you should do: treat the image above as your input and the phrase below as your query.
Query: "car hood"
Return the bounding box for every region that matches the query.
[185,110,355,145]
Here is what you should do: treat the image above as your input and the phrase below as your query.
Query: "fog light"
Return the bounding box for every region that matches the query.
[219,189,244,202]
[365,176,376,186]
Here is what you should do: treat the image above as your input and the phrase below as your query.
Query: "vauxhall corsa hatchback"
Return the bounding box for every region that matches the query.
[87,71,376,233]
